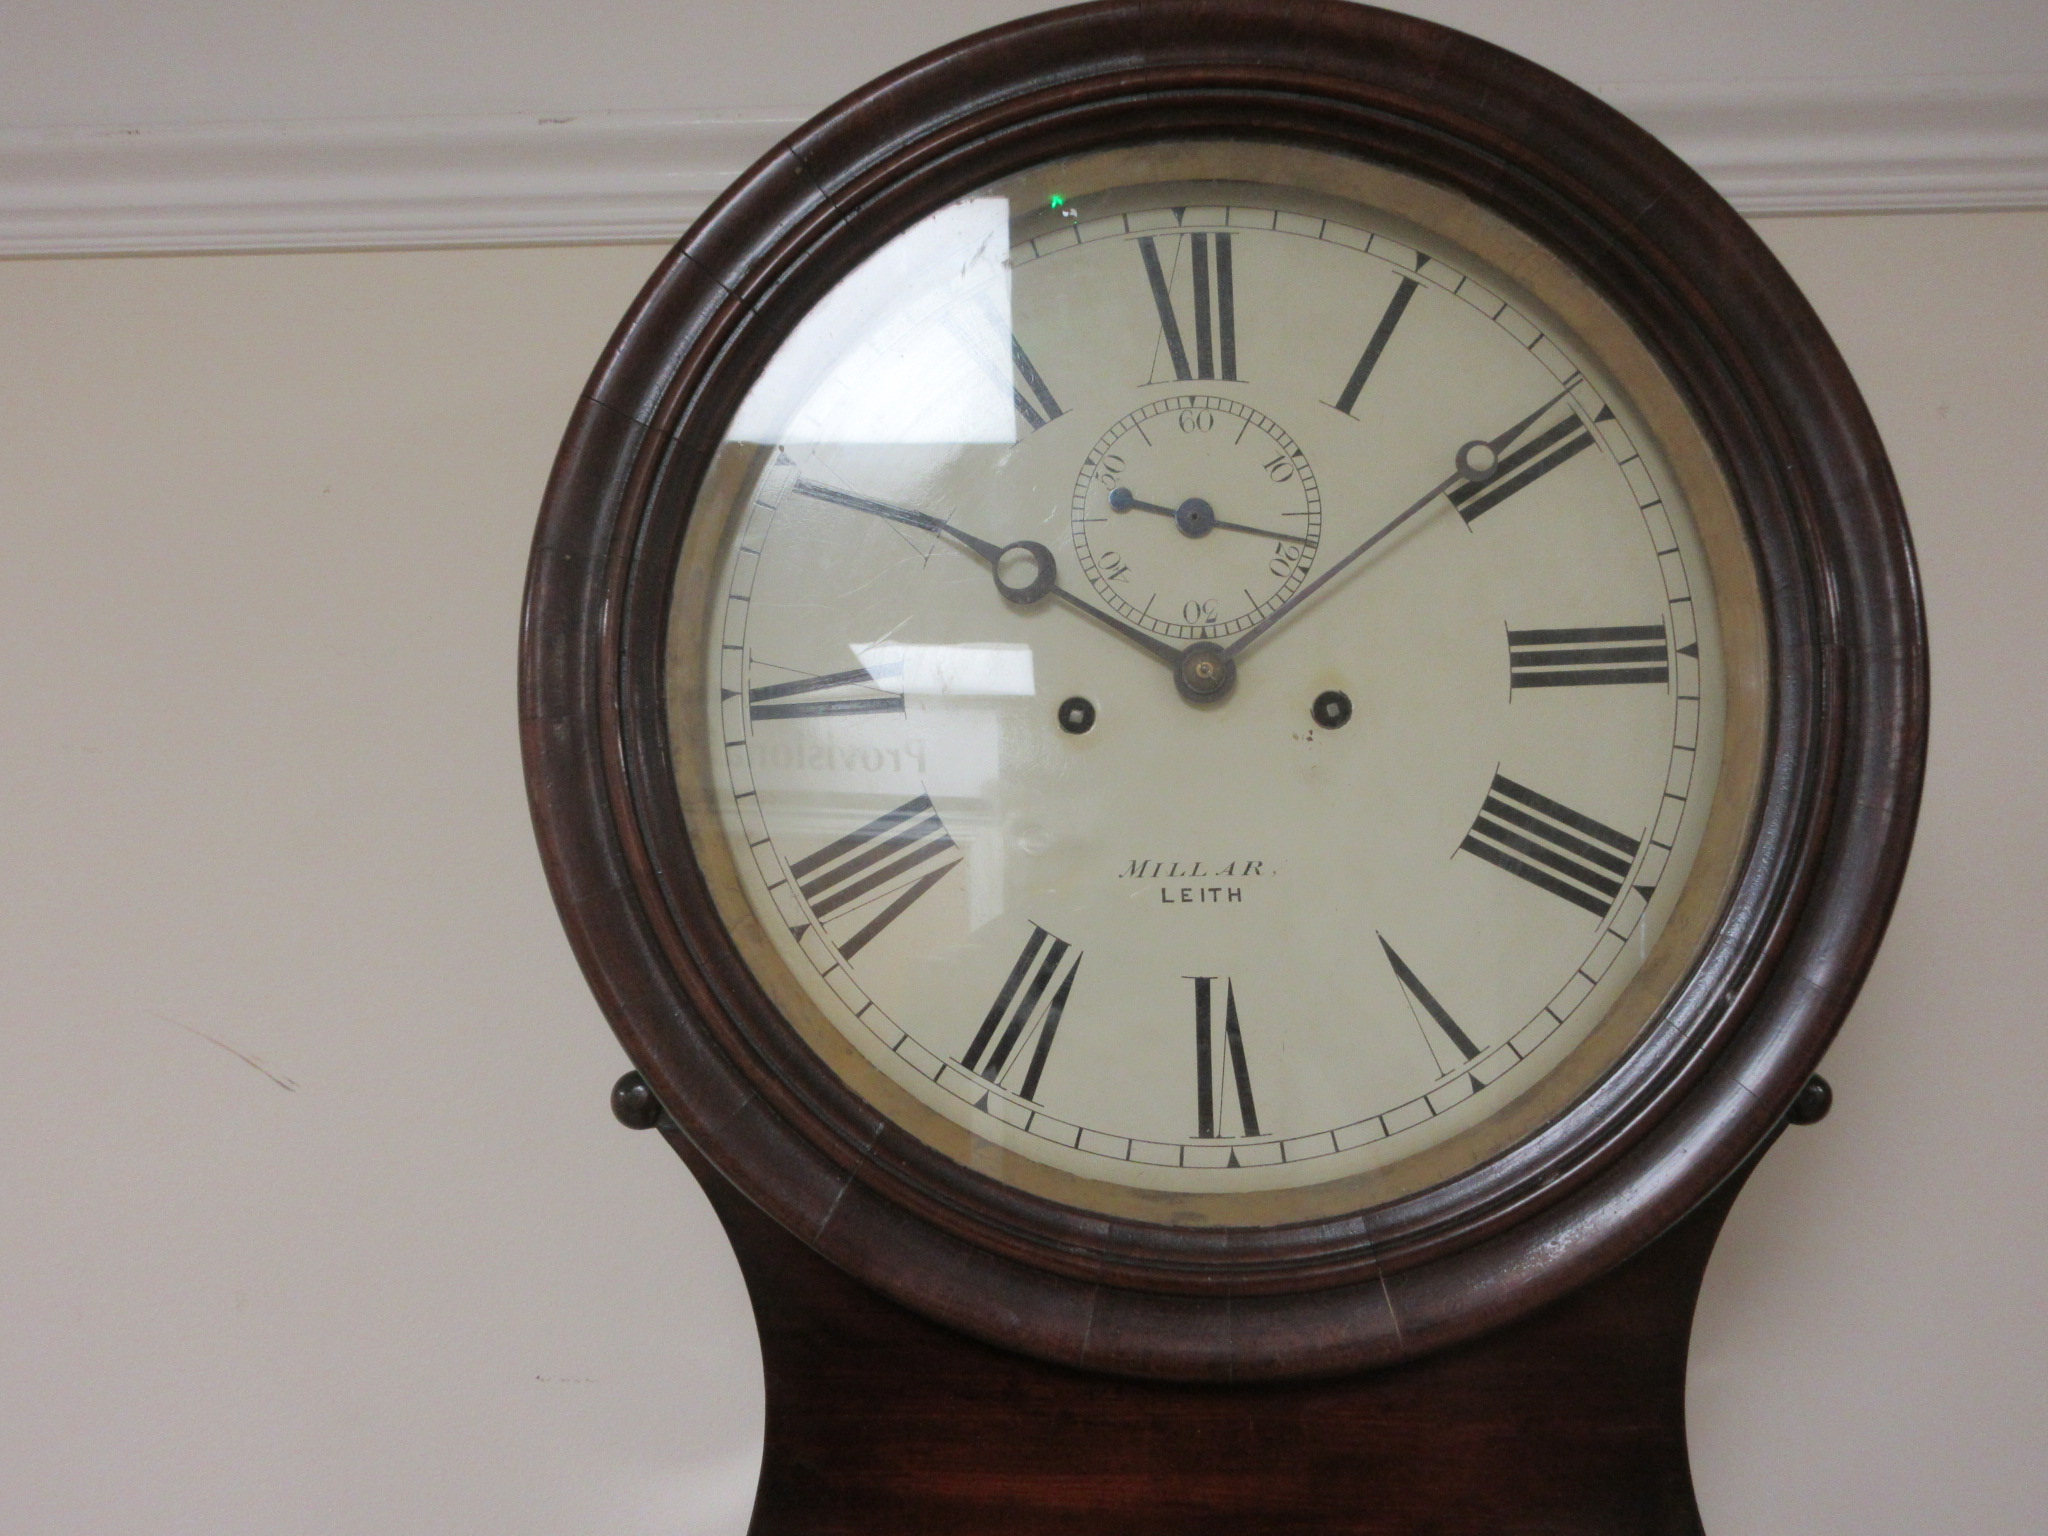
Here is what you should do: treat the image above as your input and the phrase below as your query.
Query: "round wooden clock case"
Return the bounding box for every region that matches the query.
[521,3,1924,1529]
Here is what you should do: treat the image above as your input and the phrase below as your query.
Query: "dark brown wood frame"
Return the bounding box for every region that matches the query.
[521,0,1924,1381]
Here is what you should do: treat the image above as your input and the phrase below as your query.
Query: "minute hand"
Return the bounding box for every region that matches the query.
[791,480,1183,670]
[1225,385,1584,660]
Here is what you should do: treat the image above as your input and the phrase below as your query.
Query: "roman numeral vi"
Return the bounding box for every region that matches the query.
[1192,976,1260,1138]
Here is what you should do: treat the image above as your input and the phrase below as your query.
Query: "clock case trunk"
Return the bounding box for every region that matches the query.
[667,1110,1776,1535]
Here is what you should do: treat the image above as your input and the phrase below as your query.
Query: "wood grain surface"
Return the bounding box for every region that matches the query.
[672,1123,1766,1534]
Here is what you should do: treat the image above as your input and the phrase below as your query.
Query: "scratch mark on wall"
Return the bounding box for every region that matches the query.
[152,1012,299,1092]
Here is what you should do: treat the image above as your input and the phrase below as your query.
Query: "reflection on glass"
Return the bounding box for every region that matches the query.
[854,641,1034,698]
[729,197,1015,445]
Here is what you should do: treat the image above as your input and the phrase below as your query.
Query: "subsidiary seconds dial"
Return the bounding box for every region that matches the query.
[1073,397,1321,638]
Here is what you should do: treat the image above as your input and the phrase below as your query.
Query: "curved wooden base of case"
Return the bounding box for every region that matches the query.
[672,1132,1766,1536]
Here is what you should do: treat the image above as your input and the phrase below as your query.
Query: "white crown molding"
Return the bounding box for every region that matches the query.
[1604,73,2048,215]
[0,111,805,256]
[1,75,2044,258]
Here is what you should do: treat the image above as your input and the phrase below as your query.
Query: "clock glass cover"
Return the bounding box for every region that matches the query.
[666,141,1766,1226]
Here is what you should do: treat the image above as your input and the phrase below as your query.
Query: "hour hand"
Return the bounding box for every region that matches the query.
[791,480,1182,668]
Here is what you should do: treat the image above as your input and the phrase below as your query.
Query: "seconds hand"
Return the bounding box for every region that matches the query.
[1108,487,1314,545]
[1225,382,1583,660]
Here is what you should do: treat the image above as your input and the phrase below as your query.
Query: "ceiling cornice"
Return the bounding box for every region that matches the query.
[2,76,2043,257]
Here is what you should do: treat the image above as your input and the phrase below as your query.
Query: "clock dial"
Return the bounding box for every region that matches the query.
[668,146,1751,1213]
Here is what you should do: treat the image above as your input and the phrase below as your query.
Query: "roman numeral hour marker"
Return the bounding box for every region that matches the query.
[747,658,903,723]
[1460,774,1641,916]
[1192,976,1260,1138]
[786,795,960,959]
[962,925,1082,1103]
[1509,624,1670,689]
[1449,414,1597,524]
[1379,937,1480,1066]
[1011,337,1064,432]
[1138,232,1238,382]
[1332,275,1420,415]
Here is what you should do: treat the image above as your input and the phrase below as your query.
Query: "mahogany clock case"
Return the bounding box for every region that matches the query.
[519,0,1925,1380]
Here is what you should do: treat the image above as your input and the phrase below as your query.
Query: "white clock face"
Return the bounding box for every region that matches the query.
[669,146,1755,1213]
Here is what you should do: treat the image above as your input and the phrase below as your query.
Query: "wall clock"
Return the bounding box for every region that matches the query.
[521,2,1925,1529]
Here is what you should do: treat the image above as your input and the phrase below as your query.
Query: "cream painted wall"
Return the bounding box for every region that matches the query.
[0,246,762,1535]
[5,0,2043,128]
[2,212,2043,1533]
[1689,211,2048,1534]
